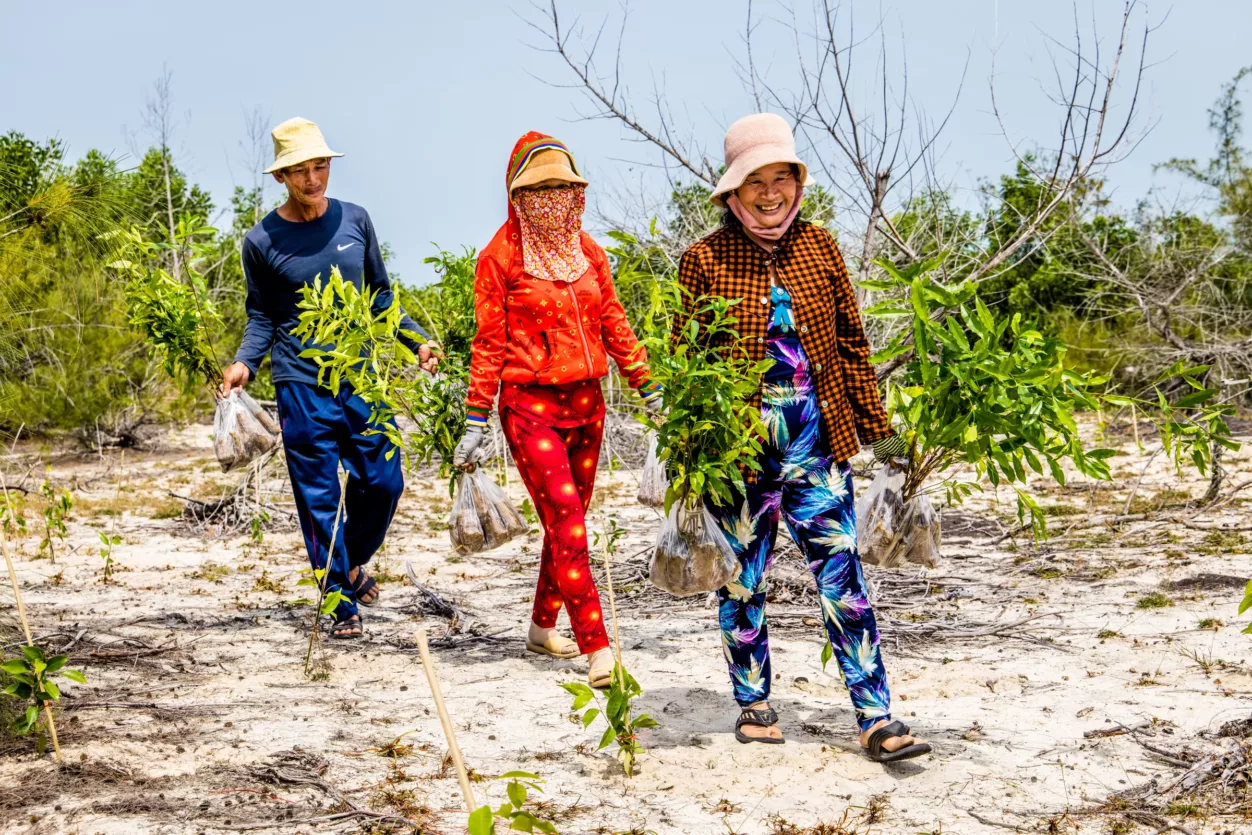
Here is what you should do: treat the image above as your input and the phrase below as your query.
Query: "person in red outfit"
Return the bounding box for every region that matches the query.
[453,132,660,688]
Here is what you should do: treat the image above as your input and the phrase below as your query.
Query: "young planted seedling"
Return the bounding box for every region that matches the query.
[467,771,558,835]
[1,644,86,754]
[38,478,72,563]
[96,530,122,582]
[560,518,659,777]
[298,481,347,679]
[0,500,27,541]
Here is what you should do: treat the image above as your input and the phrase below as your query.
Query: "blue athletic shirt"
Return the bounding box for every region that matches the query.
[234,198,428,386]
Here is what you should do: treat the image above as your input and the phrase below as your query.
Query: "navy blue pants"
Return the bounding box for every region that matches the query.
[275,382,404,619]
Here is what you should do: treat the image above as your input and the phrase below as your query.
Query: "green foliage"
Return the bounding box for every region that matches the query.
[0,130,244,438]
[560,662,658,778]
[1,643,85,752]
[609,232,768,511]
[405,246,479,369]
[467,771,558,834]
[97,529,122,581]
[295,567,348,616]
[293,258,469,481]
[864,259,1116,534]
[110,217,225,391]
[37,476,72,563]
[1103,361,1239,476]
[1239,579,1252,634]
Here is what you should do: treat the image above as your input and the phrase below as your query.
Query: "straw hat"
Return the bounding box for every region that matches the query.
[263,117,344,174]
[710,113,814,206]
[509,147,589,194]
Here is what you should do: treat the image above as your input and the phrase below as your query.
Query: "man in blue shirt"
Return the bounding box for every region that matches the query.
[220,117,437,639]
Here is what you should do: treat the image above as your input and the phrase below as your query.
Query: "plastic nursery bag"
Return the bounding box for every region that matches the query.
[214,389,280,473]
[650,499,740,596]
[637,430,668,509]
[855,460,941,568]
[448,468,528,556]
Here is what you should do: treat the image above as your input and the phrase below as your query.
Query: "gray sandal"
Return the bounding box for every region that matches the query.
[735,706,784,745]
[864,720,931,762]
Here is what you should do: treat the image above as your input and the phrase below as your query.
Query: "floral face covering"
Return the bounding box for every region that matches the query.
[512,185,590,284]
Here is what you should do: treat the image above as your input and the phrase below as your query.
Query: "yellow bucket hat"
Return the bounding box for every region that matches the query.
[264,117,344,174]
[509,148,589,195]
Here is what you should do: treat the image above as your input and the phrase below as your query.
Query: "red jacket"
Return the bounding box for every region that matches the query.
[466,132,654,422]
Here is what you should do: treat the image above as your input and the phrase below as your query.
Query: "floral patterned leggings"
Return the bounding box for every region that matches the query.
[709,285,892,731]
[502,409,610,655]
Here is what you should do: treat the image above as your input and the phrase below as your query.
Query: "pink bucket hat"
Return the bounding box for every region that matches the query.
[710,113,814,206]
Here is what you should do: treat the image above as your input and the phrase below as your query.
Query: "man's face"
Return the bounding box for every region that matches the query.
[274,158,331,205]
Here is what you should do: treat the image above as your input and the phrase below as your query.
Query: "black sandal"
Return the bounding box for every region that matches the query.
[863,720,931,762]
[735,706,784,745]
[348,569,379,607]
[331,613,363,640]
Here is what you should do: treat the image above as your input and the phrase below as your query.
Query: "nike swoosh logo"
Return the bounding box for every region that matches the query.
[337,242,355,251]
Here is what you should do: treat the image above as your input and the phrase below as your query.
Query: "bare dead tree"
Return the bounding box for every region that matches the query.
[978,1,1155,283]
[240,107,272,226]
[142,68,183,280]
[523,0,720,187]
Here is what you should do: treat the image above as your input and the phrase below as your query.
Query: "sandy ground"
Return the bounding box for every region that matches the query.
[1,418,1251,835]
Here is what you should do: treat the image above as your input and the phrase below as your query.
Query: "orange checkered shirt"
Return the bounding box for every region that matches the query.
[674,220,895,474]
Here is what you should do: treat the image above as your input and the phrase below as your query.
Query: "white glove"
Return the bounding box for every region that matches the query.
[453,425,486,469]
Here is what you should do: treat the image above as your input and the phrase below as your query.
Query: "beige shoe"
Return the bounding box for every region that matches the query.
[588,649,615,689]
[525,633,580,659]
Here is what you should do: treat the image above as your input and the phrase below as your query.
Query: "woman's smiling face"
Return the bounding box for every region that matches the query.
[735,163,798,228]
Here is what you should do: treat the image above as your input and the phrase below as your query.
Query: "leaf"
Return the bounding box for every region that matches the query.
[0,660,27,675]
[507,780,527,809]
[560,682,594,710]
[820,640,833,670]
[61,669,87,684]
[468,805,496,835]
[1239,579,1252,616]
[598,724,617,751]
[582,708,600,729]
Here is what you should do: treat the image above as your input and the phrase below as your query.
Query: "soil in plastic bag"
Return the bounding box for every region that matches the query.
[214,390,280,473]
[649,499,740,596]
[448,468,528,555]
[637,430,668,509]
[855,461,941,568]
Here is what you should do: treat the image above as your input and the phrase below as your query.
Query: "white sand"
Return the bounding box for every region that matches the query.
[1,420,1250,834]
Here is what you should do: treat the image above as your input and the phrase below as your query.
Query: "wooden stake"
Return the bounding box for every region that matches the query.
[1,470,61,762]
[599,523,624,682]
[304,473,347,677]
[415,628,475,812]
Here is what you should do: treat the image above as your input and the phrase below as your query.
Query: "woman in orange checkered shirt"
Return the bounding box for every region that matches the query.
[677,114,929,762]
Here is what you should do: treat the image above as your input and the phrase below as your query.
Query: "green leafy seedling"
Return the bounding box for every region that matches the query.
[38,478,73,563]
[97,530,122,582]
[2,644,86,754]
[467,771,558,834]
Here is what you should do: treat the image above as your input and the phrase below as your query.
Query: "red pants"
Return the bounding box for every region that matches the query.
[502,408,609,654]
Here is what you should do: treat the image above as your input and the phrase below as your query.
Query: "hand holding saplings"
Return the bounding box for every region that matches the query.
[418,341,442,375]
[219,361,251,398]
[453,425,486,470]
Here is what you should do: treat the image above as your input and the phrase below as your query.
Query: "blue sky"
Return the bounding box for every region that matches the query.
[4,1,1249,283]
